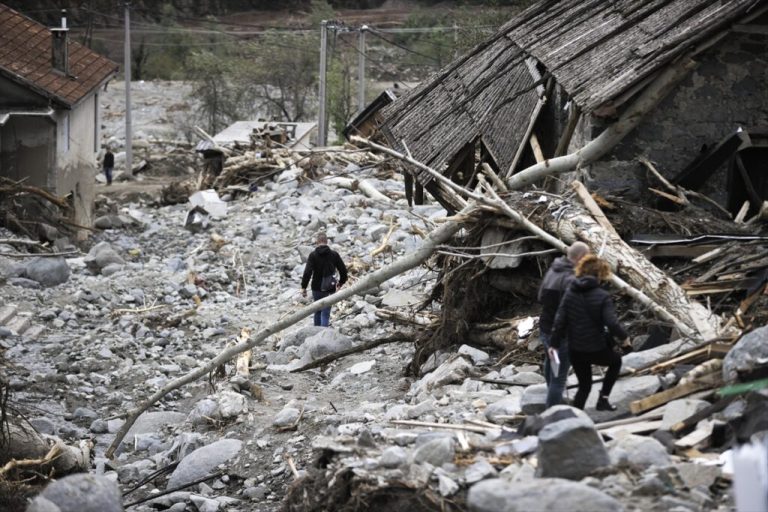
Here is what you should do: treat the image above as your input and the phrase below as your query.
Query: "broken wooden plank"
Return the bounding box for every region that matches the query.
[601,419,664,438]
[683,278,755,296]
[670,395,736,435]
[675,420,713,450]
[638,244,723,259]
[630,373,722,415]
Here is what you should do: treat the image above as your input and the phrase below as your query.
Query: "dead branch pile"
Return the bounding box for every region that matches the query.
[0,177,77,242]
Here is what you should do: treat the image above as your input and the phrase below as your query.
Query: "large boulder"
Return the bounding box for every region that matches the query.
[660,399,710,430]
[84,242,125,274]
[608,434,671,469]
[24,257,70,287]
[467,478,623,512]
[723,326,768,383]
[520,384,548,415]
[536,416,610,480]
[167,439,242,489]
[299,329,354,361]
[26,474,123,512]
[409,356,473,397]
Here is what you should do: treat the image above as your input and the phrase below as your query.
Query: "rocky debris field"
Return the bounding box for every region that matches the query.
[3,81,767,512]
[3,147,763,512]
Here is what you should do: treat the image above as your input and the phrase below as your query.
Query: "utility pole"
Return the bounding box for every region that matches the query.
[124,0,133,177]
[357,25,367,114]
[317,20,328,147]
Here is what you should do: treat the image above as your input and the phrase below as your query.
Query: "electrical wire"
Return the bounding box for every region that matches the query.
[367,27,440,63]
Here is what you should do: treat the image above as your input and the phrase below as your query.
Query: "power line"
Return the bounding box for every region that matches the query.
[367,28,440,63]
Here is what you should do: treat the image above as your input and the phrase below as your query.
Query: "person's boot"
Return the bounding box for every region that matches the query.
[596,395,617,411]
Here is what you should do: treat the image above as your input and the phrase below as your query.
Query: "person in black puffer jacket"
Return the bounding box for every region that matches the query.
[549,255,632,411]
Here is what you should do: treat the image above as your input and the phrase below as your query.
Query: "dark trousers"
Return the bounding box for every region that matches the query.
[570,348,622,410]
[104,166,113,185]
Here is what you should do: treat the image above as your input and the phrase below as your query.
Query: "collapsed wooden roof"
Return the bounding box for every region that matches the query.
[378,0,763,187]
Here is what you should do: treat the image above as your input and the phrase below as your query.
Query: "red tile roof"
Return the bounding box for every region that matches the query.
[0,4,119,107]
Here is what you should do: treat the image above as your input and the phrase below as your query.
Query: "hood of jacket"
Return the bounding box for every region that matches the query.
[314,245,331,256]
[550,256,574,275]
[571,275,601,291]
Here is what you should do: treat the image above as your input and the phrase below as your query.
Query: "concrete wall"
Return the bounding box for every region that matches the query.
[580,29,768,204]
[53,94,99,229]
[0,116,55,188]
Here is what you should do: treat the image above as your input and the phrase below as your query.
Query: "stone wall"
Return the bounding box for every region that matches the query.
[586,29,768,205]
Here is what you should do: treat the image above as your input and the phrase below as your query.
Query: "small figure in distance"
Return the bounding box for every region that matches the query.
[102,147,114,186]
[301,232,348,327]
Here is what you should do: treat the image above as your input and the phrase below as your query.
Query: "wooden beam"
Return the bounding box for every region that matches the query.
[630,374,722,415]
[529,133,545,163]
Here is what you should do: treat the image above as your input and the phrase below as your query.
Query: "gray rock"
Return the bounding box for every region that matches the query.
[121,411,187,449]
[279,325,325,351]
[520,384,548,415]
[438,473,460,497]
[505,372,545,386]
[188,399,220,425]
[27,473,123,512]
[608,434,671,469]
[380,446,408,468]
[273,407,300,428]
[9,277,41,288]
[94,215,121,229]
[458,345,490,365]
[674,462,721,489]
[29,417,56,435]
[536,417,609,480]
[25,496,61,512]
[302,329,354,361]
[622,338,688,372]
[216,391,247,418]
[84,242,125,274]
[723,325,768,383]
[660,399,710,430]
[465,458,498,484]
[411,356,473,396]
[467,478,623,512]
[190,495,220,512]
[101,263,123,276]
[73,407,98,420]
[485,396,522,422]
[167,439,242,489]
[24,257,70,287]
[90,419,109,434]
[411,437,455,467]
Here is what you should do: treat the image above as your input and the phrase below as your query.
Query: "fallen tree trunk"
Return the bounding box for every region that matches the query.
[104,205,475,458]
[536,184,720,338]
[324,177,392,203]
[505,58,697,190]
[352,135,697,337]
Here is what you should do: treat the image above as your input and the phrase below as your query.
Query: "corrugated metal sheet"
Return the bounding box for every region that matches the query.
[0,4,118,107]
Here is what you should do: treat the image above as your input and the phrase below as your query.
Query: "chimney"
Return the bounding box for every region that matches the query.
[51,9,69,74]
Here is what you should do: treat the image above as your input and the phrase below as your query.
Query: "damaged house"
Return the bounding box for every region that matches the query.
[0,4,118,234]
[375,0,768,216]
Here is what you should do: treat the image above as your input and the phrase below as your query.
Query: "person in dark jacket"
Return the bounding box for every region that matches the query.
[301,232,348,327]
[549,255,632,411]
[102,148,115,185]
[538,241,590,407]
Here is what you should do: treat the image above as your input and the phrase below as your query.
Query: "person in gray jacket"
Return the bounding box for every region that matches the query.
[538,241,589,407]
